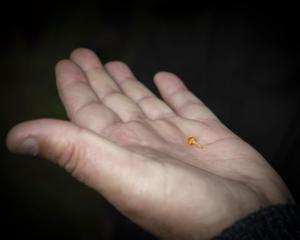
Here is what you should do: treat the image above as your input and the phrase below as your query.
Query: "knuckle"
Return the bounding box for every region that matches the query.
[71,101,99,121]
[55,141,84,178]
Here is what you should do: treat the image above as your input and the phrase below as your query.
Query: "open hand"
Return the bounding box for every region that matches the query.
[6,48,292,239]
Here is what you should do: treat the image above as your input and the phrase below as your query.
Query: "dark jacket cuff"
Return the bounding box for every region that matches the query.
[214,204,300,240]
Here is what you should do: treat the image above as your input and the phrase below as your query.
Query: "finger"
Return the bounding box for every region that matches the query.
[70,48,146,122]
[154,72,218,121]
[105,61,175,119]
[6,119,152,212]
[55,59,121,133]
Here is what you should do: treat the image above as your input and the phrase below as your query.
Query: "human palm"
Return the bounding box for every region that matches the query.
[7,49,291,239]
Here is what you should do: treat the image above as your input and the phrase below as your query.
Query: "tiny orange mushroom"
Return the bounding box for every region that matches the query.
[187,136,204,149]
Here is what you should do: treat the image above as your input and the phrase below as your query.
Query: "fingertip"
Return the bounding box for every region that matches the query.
[154,71,181,83]
[55,59,78,77]
[105,61,134,83]
[6,119,75,155]
[55,59,70,72]
[70,48,95,59]
[154,71,186,95]
[55,59,86,87]
[154,71,173,79]
[6,121,36,154]
[6,124,18,153]
[70,48,103,71]
[105,61,127,71]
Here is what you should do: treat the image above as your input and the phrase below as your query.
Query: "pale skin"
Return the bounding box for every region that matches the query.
[6,48,293,239]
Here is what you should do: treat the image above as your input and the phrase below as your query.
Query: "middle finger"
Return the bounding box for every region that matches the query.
[70,48,146,122]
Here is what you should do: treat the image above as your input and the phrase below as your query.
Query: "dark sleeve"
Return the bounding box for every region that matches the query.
[214,204,300,240]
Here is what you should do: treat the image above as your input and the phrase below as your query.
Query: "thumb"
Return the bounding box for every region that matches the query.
[6,119,145,204]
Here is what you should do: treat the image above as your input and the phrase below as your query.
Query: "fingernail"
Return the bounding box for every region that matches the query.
[19,138,38,156]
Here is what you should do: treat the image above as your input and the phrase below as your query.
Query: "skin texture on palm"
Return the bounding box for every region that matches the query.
[6,48,292,239]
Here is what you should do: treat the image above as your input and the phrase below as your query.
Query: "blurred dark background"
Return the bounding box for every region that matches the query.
[1,1,299,239]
